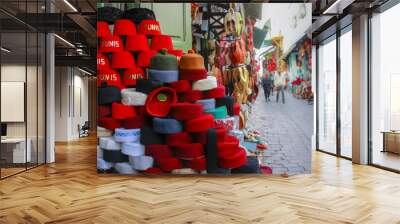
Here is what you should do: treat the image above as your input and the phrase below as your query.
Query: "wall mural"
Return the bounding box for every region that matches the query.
[97,3,312,175]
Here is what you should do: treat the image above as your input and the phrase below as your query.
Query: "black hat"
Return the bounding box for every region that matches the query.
[98,83,121,105]
[123,8,156,25]
[98,6,123,24]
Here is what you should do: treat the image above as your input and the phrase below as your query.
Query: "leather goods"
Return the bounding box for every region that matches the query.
[230,39,246,65]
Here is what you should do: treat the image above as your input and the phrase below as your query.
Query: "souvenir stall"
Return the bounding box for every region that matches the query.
[191,3,270,173]
[286,38,313,100]
[96,5,270,175]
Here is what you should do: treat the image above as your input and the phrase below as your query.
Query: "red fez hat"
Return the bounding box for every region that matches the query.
[111,51,135,69]
[113,19,137,36]
[126,35,149,52]
[97,21,112,38]
[99,36,123,53]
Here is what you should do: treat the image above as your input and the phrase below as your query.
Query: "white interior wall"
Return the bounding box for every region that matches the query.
[55,67,89,141]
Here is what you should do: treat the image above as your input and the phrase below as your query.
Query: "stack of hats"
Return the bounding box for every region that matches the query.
[97,7,249,175]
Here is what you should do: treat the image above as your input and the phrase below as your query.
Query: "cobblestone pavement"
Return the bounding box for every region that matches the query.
[247,88,313,175]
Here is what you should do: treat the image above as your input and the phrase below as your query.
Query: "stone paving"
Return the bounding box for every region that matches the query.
[247,88,313,175]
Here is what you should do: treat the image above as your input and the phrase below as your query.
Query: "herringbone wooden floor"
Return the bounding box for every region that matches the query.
[1,136,400,224]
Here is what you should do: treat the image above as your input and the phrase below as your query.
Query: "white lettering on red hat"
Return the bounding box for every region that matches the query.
[126,73,144,80]
[146,24,160,31]
[100,74,118,81]
[101,40,120,48]
[97,58,106,66]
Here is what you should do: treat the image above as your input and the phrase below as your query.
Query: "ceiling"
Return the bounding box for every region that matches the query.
[0,0,97,73]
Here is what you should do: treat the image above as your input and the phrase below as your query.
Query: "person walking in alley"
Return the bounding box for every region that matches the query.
[274,60,288,104]
[261,72,273,101]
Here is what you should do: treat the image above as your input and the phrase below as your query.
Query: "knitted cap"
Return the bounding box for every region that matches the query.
[179,49,205,70]
[113,19,136,36]
[126,35,149,52]
[150,49,178,70]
